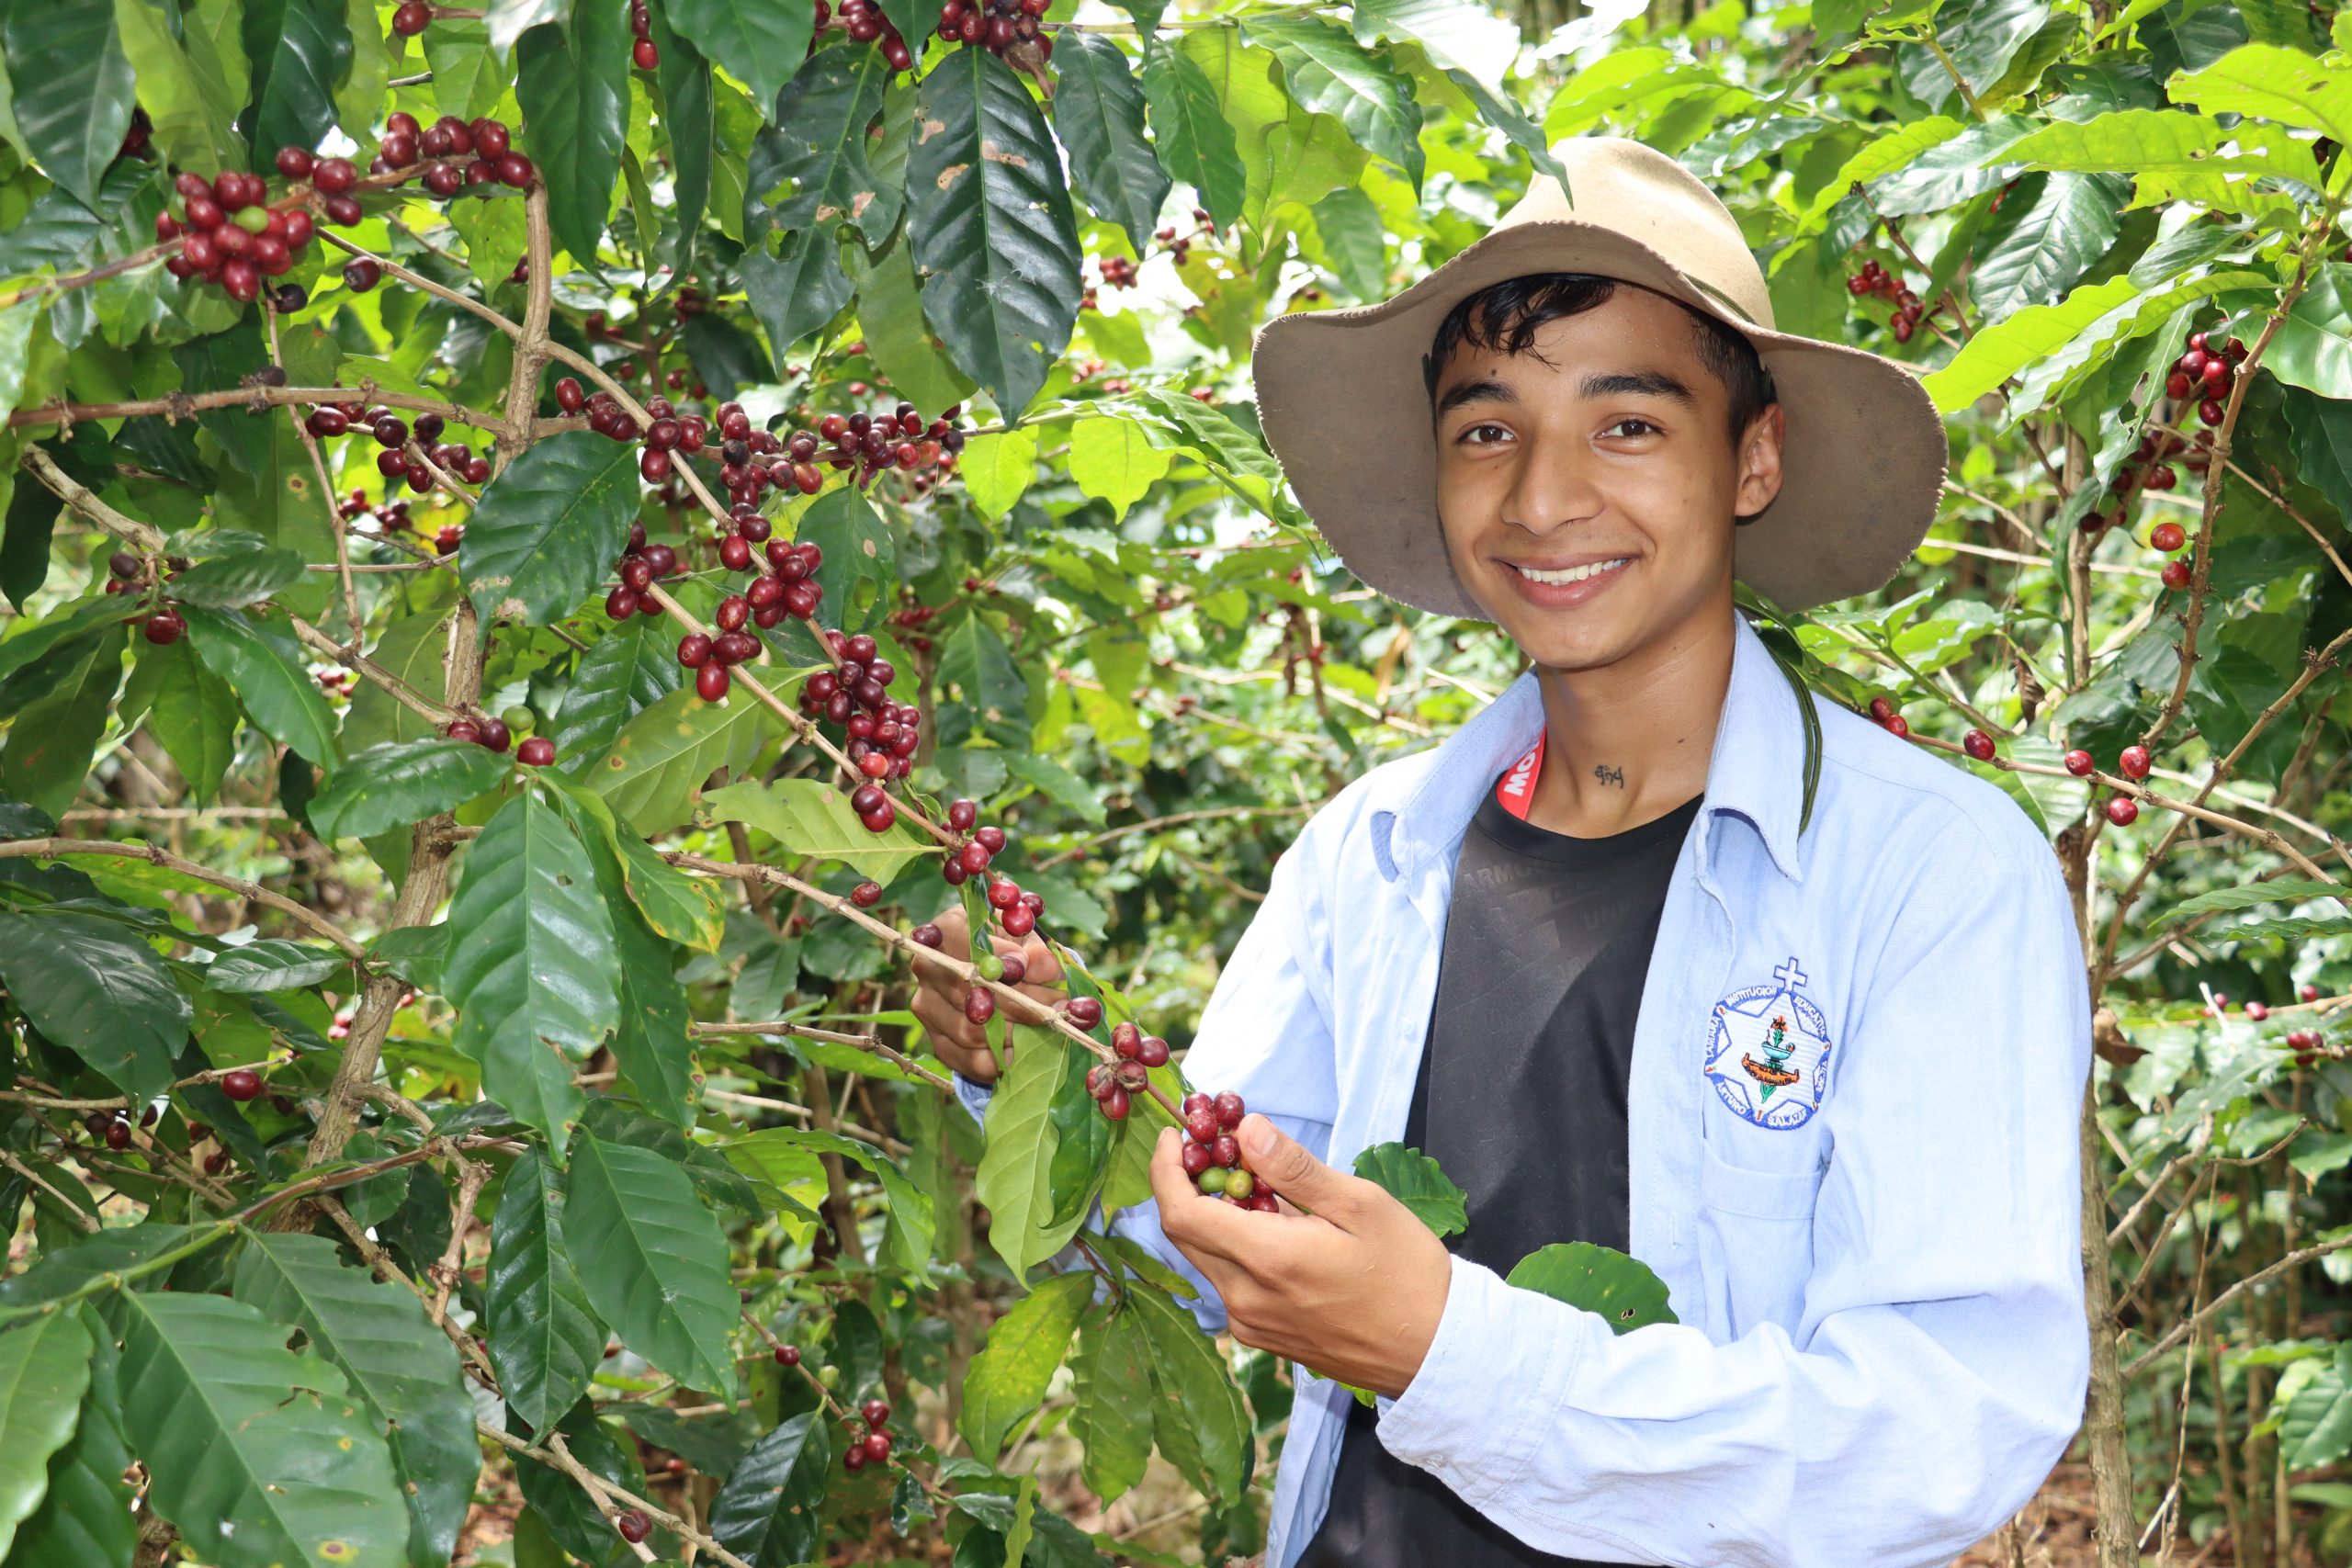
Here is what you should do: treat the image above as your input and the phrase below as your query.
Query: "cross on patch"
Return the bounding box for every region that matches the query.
[1773,956,1809,989]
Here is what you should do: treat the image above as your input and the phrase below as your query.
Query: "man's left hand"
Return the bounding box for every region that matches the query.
[1148,1114,1453,1399]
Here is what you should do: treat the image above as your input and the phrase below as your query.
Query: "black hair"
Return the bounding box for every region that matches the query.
[1422,273,1778,443]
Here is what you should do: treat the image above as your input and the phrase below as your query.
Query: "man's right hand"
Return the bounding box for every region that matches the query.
[906,904,1069,1085]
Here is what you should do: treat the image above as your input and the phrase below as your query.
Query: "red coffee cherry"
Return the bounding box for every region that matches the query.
[615,1511,650,1544]
[220,1068,264,1101]
[2150,521,2187,553]
[965,988,995,1024]
[517,737,555,766]
[2162,559,2192,591]
[850,881,883,908]
[2119,745,2152,780]
[774,1344,800,1367]
[2105,795,2140,827]
[1962,729,1995,761]
[2064,750,2095,777]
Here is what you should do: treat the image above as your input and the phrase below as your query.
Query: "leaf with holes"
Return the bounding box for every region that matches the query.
[709,1413,831,1568]
[307,739,513,844]
[441,791,618,1153]
[908,47,1083,415]
[741,227,854,363]
[0,910,187,1102]
[104,1290,406,1568]
[749,43,894,242]
[562,1132,739,1397]
[484,1151,606,1434]
[460,433,642,636]
[1507,1242,1677,1334]
[232,1233,476,1568]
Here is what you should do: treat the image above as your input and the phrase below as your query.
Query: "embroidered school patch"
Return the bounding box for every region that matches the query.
[1703,956,1833,1130]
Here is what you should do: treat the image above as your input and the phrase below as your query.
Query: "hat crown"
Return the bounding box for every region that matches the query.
[1502,137,1775,332]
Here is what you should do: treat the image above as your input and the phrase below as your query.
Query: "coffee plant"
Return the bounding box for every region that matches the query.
[1,0,2351,1562]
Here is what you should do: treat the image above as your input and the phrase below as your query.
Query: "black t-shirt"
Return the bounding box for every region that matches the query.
[1300,783,1700,1568]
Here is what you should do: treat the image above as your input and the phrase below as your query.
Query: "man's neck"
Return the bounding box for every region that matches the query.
[1521,604,1736,839]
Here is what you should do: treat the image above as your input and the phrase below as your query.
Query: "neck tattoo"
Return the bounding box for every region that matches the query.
[1593,763,1625,789]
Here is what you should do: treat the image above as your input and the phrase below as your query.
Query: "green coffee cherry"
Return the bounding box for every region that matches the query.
[232,207,272,234]
[978,953,1005,982]
[1197,1167,1229,1195]
[1225,1168,1255,1201]
[500,705,535,733]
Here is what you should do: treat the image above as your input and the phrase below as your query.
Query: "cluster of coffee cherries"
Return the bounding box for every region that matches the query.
[887,593,942,655]
[628,0,661,67]
[602,520,693,621]
[2167,329,2246,428]
[1080,1021,1173,1121]
[1099,254,1138,289]
[2064,742,2152,826]
[2288,1025,2333,1066]
[806,401,967,491]
[936,0,1050,56]
[841,1398,895,1473]
[679,546,827,703]
[1846,259,1929,343]
[104,555,190,643]
[799,631,923,792]
[81,1102,154,1151]
[445,711,556,766]
[365,111,533,197]
[305,401,492,495]
[158,168,317,303]
[819,0,917,69]
[1864,694,1909,740]
[1187,1090,1279,1210]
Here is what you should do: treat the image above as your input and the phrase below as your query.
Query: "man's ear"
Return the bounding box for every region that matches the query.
[1733,402,1787,521]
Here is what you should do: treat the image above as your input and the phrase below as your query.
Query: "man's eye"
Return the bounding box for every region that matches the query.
[1461,423,1510,446]
[1604,418,1660,439]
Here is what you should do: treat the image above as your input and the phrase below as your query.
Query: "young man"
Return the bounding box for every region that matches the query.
[914,139,2092,1566]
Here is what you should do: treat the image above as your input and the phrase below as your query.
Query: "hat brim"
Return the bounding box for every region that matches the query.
[1251,220,1950,618]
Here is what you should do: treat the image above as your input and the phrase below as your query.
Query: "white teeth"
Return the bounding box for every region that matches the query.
[1514,558,1630,586]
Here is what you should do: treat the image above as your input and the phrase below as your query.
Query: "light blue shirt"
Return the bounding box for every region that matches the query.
[967,611,2092,1566]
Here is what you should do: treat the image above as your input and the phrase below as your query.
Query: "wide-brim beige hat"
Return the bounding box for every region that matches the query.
[1253,137,1948,618]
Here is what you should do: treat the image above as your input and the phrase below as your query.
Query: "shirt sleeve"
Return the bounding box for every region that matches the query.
[1374,822,2092,1567]
[956,832,1344,1334]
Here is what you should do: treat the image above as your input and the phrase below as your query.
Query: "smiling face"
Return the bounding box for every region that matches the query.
[1430,283,1785,675]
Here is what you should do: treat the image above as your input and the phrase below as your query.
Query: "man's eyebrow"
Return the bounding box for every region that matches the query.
[1433,377,1514,416]
[1581,369,1697,405]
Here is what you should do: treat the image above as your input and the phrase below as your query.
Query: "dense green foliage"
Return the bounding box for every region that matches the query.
[0,0,2350,1562]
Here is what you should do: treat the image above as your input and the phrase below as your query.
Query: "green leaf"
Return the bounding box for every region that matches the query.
[183,604,341,765]
[2260,265,2352,400]
[550,613,683,773]
[485,0,570,55]
[0,620,126,821]
[462,432,643,634]
[959,427,1037,522]
[0,1226,196,1314]
[1796,114,1965,225]
[959,1271,1093,1459]
[609,1403,758,1477]
[548,784,697,1124]
[667,0,809,130]
[794,482,897,633]
[1921,276,2139,412]
[485,1150,606,1434]
[449,191,530,293]
[908,47,1083,416]
[442,791,619,1153]
[344,602,456,754]
[0,909,187,1101]
[1969,173,2127,320]
[514,5,629,265]
[2169,41,2352,145]
[1070,1302,1153,1505]
[1052,31,1170,254]
[722,1128,934,1272]
[2,0,136,208]
[307,739,513,843]
[1142,45,1245,232]
[591,682,778,836]
[333,0,387,147]
[112,0,243,177]
[749,42,891,243]
[1128,1281,1249,1507]
[239,0,350,164]
[0,1311,96,1560]
[510,1404,645,1562]
[10,1309,135,1568]
[703,776,934,882]
[1348,0,1518,89]
[164,547,307,610]
[1438,66,1566,188]
[585,798,724,951]
[2166,878,2350,920]
[206,938,349,992]
[974,1029,1082,1275]
[1242,16,1421,191]
[232,1233,477,1568]
[562,1132,740,1397]
[1506,1241,1677,1334]
[937,609,1025,723]
[1351,1143,1467,1238]
[0,465,64,612]
[647,1,712,254]
[850,231,978,415]
[105,1289,407,1568]
[121,637,239,803]
[1067,416,1171,522]
[708,1413,831,1568]
[2283,1344,2352,1471]
[740,227,854,361]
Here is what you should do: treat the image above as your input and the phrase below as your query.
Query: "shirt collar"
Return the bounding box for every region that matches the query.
[1372,612,1808,885]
